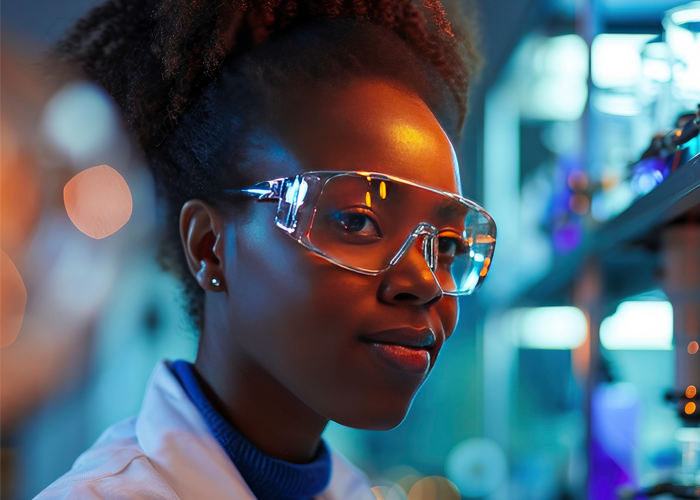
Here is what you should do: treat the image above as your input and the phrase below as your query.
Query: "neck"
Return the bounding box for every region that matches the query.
[194,323,328,463]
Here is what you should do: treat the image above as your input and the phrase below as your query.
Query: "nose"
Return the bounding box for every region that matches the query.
[377,237,443,306]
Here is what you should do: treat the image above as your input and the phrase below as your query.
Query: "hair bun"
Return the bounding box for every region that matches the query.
[56,0,477,151]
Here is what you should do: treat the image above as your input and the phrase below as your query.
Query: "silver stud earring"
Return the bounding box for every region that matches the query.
[211,277,220,287]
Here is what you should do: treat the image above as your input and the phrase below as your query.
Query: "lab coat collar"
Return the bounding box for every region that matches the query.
[134,360,374,500]
[135,360,258,500]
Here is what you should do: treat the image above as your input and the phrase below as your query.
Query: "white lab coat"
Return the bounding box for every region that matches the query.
[35,361,376,500]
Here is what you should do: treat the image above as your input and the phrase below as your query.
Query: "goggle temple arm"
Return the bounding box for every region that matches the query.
[224,177,296,232]
[225,175,313,235]
[225,178,288,201]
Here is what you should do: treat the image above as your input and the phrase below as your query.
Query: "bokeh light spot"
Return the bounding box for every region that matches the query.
[408,477,437,500]
[1,249,27,347]
[372,486,388,500]
[689,341,699,354]
[408,477,460,500]
[63,165,132,239]
[601,301,673,350]
[687,386,697,399]
[686,402,697,415]
[446,438,508,498]
[42,82,119,164]
[569,194,590,215]
[567,171,589,191]
[1,120,42,251]
[372,484,408,500]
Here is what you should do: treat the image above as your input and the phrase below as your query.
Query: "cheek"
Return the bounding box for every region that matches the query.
[226,208,316,339]
[438,296,459,340]
[224,206,358,384]
[226,203,373,338]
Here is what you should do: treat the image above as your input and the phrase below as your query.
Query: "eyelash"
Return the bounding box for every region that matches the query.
[331,208,383,237]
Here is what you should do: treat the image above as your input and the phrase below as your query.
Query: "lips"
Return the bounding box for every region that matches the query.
[361,327,436,349]
[360,328,437,374]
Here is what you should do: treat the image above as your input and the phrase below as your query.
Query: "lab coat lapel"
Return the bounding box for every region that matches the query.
[135,361,258,500]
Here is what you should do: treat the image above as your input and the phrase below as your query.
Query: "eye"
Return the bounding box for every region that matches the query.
[438,235,467,258]
[331,210,382,238]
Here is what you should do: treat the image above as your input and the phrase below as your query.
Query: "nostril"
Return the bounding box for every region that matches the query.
[393,292,420,302]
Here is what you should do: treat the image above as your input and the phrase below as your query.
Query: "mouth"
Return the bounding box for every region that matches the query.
[359,327,437,375]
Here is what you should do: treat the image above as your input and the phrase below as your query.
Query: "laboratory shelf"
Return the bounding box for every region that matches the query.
[515,153,700,306]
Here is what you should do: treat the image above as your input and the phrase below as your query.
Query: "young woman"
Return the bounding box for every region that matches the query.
[36,0,495,498]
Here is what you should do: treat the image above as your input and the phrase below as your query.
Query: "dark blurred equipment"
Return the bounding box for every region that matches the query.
[618,483,700,499]
[640,106,700,172]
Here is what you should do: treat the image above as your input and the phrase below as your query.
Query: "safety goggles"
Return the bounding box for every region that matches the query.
[225,171,496,295]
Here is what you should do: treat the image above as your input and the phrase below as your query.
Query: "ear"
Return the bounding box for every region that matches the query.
[180,199,227,292]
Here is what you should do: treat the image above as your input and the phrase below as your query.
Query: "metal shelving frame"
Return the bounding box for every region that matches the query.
[515,153,700,307]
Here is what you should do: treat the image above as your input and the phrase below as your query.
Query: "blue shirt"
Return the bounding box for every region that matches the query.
[170,360,332,500]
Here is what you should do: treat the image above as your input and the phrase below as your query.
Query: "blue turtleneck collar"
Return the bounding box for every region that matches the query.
[170,360,332,500]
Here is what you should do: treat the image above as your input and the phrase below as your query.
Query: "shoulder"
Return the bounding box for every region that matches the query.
[34,417,178,500]
[319,449,376,500]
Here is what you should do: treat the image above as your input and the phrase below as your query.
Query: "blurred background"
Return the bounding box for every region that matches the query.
[2,0,700,498]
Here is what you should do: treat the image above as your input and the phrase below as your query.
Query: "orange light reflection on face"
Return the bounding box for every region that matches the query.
[685,402,696,415]
[687,386,697,399]
[689,341,699,354]
[389,122,435,155]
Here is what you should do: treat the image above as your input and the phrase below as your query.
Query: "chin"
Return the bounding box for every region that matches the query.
[328,394,416,431]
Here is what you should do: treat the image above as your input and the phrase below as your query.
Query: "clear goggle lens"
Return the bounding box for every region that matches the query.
[277,172,496,295]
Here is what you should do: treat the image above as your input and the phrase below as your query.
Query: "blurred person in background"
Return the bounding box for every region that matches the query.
[30,0,496,498]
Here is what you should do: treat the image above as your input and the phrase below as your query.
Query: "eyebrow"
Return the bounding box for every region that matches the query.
[435,199,468,221]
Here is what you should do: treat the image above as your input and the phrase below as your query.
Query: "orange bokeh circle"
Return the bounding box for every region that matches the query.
[685,402,697,415]
[1,249,27,347]
[408,476,460,500]
[64,165,132,239]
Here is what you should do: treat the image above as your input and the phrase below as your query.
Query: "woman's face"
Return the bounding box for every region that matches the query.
[217,79,461,430]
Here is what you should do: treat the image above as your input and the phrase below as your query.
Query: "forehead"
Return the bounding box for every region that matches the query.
[264,79,461,195]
